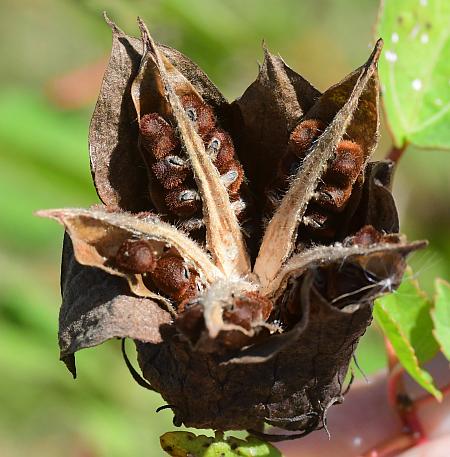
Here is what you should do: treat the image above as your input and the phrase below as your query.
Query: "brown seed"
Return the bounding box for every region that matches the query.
[325,140,364,186]
[114,239,156,274]
[264,119,325,217]
[302,206,337,239]
[219,160,244,195]
[165,187,201,217]
[288,119,325,156]
[313,184,353,211]
[346,225,383,246]
[223,292,273,330]
[151,255,197,301]
[204,129,235,172]
[152,155,190,190]
[179,94,216,138]
[139,113,179,160]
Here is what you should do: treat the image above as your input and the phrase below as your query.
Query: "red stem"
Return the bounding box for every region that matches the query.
[414,383,450,408]
[385,142,408,164]
[361,338,429,456]
[359,433,416,457]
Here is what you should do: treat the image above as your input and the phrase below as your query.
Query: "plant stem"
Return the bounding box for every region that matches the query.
[385,142,408,164]
[359,432,416,457]
[361,338,428,456]
[414,383,450,408]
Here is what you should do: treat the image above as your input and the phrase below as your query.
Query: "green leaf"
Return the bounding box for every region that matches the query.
[377,273,439,363]
[160,432,282,457]
[432,279,450,360]
[374,273,441,400]
[376,0,450,149]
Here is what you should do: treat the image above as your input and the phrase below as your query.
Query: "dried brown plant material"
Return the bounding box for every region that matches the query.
[38,15,426,439]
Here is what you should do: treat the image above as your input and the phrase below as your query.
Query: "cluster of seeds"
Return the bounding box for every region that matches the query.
[113,238,274,347]
[139,94,246,231]
[114,238,202,311]
[266,119,365,241]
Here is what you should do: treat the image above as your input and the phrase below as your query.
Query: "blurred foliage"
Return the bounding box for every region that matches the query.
[0,0,449,456]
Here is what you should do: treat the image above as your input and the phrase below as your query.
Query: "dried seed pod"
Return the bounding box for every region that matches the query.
[165,187,201,217]
[151,155,190,189]
[114,239,157,273]
[179,93,216,138]
[41,22,427,439]
[140,113,179,160]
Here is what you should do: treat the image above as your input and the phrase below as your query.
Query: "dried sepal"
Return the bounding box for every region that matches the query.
[136,270,370,431]
[59,235,171,376]
[351,160,400,233]
[89,17,151,212]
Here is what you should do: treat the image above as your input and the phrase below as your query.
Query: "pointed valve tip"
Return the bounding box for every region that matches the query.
[371,38,384,65]
[103,11,120,33]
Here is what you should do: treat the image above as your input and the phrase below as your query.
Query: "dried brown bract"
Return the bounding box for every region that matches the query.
[38,15,426,440]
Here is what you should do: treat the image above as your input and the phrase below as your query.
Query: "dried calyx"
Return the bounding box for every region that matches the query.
[38,16,426,439]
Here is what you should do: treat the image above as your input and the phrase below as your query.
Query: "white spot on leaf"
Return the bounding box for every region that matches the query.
[412,79,423,91]
[385,50,398,62]
[392,32,399,43]
[434,98,443,106]
[410,25,420,39]
[420,33,429,44]
[420,0,428,5]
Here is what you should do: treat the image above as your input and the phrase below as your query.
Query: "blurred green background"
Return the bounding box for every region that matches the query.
[0,0,449,456]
